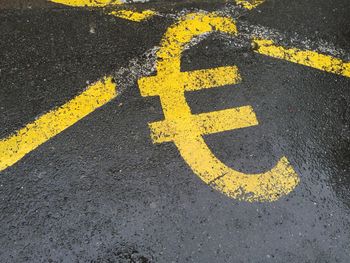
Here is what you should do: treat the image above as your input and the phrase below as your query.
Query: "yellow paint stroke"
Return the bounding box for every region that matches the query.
[0,77,117,172]
[109,10,157,22]
[254,39,350,78]
[50,0,156,22]
[235,0,266,10]
[138,13,299,202]
[50,0,122,7]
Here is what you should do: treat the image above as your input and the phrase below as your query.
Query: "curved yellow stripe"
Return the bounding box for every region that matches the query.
[138,13,299,202]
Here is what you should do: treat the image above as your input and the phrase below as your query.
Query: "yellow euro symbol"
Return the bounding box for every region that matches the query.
[138,13,300,202]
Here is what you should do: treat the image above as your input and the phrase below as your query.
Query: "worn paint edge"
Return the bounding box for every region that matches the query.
[109,9,157,22]
[253,39,350,78]
[0,77,117,172]
[50,0,123,7]
[235,0,266,10]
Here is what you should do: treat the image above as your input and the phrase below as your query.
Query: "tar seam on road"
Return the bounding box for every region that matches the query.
[0,77,117,172]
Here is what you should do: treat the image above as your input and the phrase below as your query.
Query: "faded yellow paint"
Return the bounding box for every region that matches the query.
[0,77,117,172]
[50,0,122,7]
[149,106,259,144]
[138,13,299,202]
[254,39,350,78]
[50,0,156,23]
[109,10,157,22]
[51,0,264,9]
[235,0,266,10]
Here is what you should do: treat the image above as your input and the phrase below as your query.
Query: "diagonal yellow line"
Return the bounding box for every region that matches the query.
[253,39,350,78]
[0,77,117,172]
[109,9,157,22]
[50,0,266,9]
[50,0,123,7]
[50,0,266,22]
[235,0,266,10]
[50,0,157,22]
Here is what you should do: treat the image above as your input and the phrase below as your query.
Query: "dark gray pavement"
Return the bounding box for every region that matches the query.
[0,0,349,262]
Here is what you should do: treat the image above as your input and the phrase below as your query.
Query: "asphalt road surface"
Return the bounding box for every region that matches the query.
[0,0,350,262]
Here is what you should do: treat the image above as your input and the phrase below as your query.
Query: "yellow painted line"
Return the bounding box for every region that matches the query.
[50,0,156,22]
[109,9,157,22]
[149,106,258,143]
[141,66,241,96]
[235,0,266,10]
[51,0,264,9]
[138,13,299,202]
[50,0,122,7]
[0,77,117,172]
[254,39,350,78]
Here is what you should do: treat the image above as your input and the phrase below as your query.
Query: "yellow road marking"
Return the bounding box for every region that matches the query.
[50,0,156,22]
[51,0,264,9]
[138,13,299,202]
[254,39,350,78]
[149,106,259,143]
[50,0,122,7]
[141,66,241,96]
[0,77,117,172]
[109,10,157,22]
[235,0,266,10]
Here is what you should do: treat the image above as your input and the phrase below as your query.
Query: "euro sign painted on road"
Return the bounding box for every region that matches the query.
[138,13,300,202]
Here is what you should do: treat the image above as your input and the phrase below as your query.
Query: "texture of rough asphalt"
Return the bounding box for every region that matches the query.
[0,0,350,262]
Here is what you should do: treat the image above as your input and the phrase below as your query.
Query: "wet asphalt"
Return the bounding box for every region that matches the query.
[0,0,350,262]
